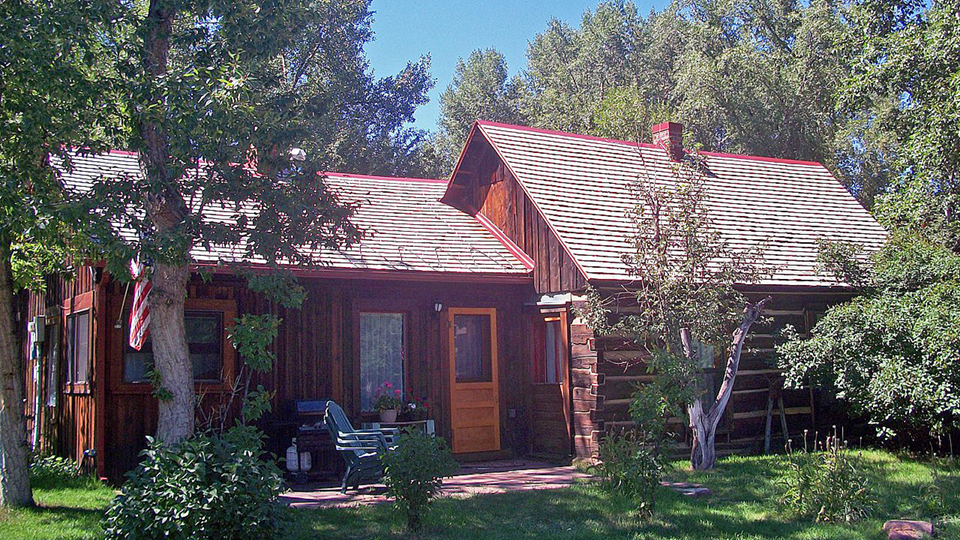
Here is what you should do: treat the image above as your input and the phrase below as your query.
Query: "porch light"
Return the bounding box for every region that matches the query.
[433,302,443,313]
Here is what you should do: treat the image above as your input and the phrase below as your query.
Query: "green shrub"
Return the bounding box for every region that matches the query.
[29,454,80,486]
[591,431,662,516]
[780,433,875,523]
[103,426,284,540]
[380,429,458,532]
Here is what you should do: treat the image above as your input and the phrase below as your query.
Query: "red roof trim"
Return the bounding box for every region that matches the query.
[323,171,447,184]
[475,213,535,272]
[476,120,658,150]
[475,123,592,283]
[194,262,531,284]
[476,120,828,168]
[697,151,825,167]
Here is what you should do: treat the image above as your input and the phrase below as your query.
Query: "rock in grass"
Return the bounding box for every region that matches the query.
[883,520,934,539]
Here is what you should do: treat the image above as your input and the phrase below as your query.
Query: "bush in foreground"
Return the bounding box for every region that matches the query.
[780,433,875,523]
[29,453,80,486]
[592,432,663,516]
[380,429,458,532]
[104,426,284,540]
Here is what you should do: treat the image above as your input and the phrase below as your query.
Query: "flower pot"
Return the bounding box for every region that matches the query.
[379,409,398,423]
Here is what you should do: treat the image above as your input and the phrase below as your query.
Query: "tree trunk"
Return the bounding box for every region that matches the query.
[686,297,770,470]
[139,0,194,445]
[149,262,194,444]
[0,237,33,507]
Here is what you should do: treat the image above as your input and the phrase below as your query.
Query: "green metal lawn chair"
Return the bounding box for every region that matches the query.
[324,401,398,493]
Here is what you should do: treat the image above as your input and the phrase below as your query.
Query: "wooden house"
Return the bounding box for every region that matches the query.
[22,121,888,481]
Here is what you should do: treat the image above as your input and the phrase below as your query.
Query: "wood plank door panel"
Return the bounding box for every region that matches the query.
[447,308,500,454]
[529,311,572,456]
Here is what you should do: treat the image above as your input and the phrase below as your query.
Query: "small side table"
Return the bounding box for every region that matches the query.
[362,419,435,435]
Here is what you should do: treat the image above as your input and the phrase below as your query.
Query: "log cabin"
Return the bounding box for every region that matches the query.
[21,121,888,481]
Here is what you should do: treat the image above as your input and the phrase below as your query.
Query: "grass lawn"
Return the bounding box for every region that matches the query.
[1,450,957,540]
[0,475,115,540]
[290,450,959,540]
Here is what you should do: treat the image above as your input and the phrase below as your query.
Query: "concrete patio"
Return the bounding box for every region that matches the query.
[281,459,592,508]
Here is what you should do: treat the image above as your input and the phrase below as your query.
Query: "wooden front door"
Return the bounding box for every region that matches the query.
[447,307,500,454]
[529,311,571,456]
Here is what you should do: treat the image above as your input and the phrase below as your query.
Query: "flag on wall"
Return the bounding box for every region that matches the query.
[128,259,151,350]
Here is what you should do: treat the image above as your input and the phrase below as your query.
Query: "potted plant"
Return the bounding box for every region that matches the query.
[373,382,404,423]
[403,395,432,421]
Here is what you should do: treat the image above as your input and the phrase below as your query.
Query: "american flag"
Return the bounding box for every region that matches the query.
[128,259,151,350]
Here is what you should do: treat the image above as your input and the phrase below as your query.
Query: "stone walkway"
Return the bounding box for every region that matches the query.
[281,459,591,509]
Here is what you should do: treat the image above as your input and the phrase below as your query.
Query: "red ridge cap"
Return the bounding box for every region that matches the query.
[698,150,825,167]
[476,120,828,168]
[475,213,535,272]
[476,120,658,150]
[322,171,447,184]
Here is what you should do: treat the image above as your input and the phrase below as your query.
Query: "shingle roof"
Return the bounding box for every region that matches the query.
[57,150,532,277]
[471,120,888,287]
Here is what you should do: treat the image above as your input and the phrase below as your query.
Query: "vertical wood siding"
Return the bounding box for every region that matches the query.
[89,273,531,481]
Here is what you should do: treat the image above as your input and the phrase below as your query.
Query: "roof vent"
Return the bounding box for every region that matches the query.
[652,122,684,162]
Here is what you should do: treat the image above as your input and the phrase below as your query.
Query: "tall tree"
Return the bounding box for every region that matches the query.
[581,153,769,470]
[73,0,443,444]
[434,49,524,173]
[499,0,895,206]
[0,1,121,507]
[779,0,960,447]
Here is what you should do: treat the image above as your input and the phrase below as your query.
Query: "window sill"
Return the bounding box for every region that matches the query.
[62,383,90,395]
[111,382,231,395]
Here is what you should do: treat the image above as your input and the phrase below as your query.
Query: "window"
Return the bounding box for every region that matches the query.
[453,313,493,383]
[124,312,224,384]
[359,312,405,411]
[46,323,60,405]
[64,311,90,384]
[534,316,564,384]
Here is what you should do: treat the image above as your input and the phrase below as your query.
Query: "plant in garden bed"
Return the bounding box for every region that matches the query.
[380,428,458,532]
[103,427,285,540]
[779,431,875,523]
[28,454,81,486]
[591,431,662,517]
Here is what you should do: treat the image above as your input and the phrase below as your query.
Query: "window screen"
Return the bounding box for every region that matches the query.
[359,312,405,411]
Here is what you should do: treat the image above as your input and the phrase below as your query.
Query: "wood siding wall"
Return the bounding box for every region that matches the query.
[446,135,587,294]
[22,267,103,474]
[570,290,849,459]
[92,273,531,480]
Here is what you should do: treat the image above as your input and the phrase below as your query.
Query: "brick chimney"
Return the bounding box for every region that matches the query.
[652,122,684,162]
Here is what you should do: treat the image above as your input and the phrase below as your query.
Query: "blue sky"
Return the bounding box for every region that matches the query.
[365,0,666,131]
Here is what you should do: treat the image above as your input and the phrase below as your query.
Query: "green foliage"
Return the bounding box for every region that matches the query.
[779,233,960,441]
[922,456,960,520]
[628,350,697,454]
[434,48,525,171]
[28,454,79,486]
[242,270,306,310]
[229,314,280,373]
[103,427,284,540]
[842,0,960,227]
[380,429,458,532]
[591,432,663,517]
[779,434,875,523]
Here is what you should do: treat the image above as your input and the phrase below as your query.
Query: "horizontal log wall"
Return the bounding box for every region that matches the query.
[571,290,849,459]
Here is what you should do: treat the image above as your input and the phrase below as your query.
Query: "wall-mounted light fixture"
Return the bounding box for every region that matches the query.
[433,302,443,313]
